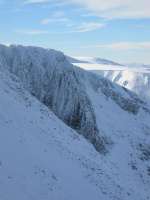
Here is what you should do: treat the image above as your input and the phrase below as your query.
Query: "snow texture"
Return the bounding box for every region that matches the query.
[70,56,150,103]
[0,45,150,199]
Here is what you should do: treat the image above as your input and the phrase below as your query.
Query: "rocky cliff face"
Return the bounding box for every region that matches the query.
[0,44,148,152]
[0,45,105,152]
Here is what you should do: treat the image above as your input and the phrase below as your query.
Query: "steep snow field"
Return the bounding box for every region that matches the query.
[95,70,150,102]
[0,70,104,200]
[71,56,150,102]
[0,46,150,200]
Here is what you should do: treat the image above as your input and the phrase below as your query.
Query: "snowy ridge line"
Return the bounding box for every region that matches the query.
[0,44,149,153]
[0,45,150,199]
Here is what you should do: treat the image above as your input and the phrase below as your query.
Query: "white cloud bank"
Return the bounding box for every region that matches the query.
[41,11,70,25]
[70,0,150,19]
[40,10,105,32]
[24,0,150,19]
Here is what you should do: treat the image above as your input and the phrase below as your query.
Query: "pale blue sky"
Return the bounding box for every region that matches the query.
[0,0,150,63]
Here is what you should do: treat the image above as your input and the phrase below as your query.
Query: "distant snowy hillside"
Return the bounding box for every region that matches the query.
[93,69,150,102]
[71,57,150,102]
[67,56,122,66]
[125,63,150,68]
[0,45,150,199]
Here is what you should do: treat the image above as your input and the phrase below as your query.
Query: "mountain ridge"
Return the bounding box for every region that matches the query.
[0,44,150,199]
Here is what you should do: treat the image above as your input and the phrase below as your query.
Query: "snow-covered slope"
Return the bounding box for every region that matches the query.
[0,44,104,152]
[93,69,150,102]
[0,69,106,200]
[0,45,150,199]
[70,56,150,102]
[0,44,147,152]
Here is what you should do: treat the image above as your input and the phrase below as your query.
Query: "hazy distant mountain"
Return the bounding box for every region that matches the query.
[125,63,150,68]
[67,56,123,66]
[70,56,150,102]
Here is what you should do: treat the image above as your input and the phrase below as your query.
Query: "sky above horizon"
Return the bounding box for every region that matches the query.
[0,0,150,64]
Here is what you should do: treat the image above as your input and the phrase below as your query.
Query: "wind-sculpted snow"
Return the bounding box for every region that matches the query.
[0,64,150,200]
[68,56,150,103]
[0,44,105,152]
[0,44,149,152]
[96,70,150,102]
[86,71,146,114]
